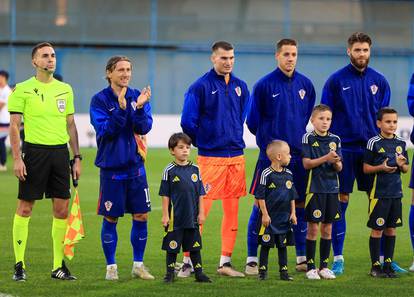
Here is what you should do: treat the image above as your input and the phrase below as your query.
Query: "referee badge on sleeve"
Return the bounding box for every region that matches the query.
[56,99,66,113]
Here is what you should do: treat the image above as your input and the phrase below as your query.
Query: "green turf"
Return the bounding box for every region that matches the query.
[0,148,413,297]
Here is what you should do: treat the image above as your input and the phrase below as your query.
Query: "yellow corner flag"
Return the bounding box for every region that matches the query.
[64,188,85,260]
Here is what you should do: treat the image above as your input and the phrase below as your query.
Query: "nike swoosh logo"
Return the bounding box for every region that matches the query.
[272,93,280,98]
[138,237,147,240]
[342,87,351,91]
[336,232,345,236]
[103,240,114,244]
[211,90,218,94]
[300,229,307,233]
[109,107,115,111]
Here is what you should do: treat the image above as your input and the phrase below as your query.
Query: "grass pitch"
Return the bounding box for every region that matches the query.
[0,148,413,297]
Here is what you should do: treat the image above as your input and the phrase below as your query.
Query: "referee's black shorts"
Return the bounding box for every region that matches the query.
[18,142,71,200]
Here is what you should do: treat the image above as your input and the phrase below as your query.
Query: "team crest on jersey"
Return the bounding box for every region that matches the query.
[313,209,322,218]
[376,217,385,226]
[131,101,137,111]
[298,89,306,100]
[104,201,113,211]
[235,86,242,97]
[396,146,403,154]
[285,180,292,189]
[191,173,198,182]
[204,183,211,193]
[169,240,178,249]
[329,142,337,151]
[370,84,378,95]
[56,99,66,113]
[262,234,271,243]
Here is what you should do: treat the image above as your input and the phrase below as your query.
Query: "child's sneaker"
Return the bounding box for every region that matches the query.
[306,269,321,280]
[195,272,212,283]
[370,266,386,278]
[163,271,175,283]
[258,270,267,280]
[318,268,336,279]
[280,270,293,281]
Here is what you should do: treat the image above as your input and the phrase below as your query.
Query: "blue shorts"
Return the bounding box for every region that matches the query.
[339,150,373,194]
[97,174,151,218]
[250,155,306,202]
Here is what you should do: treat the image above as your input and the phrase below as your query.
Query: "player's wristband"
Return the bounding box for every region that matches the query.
[73,154,83,161]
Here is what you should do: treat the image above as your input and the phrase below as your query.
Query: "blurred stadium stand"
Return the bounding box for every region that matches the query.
[0,0,414,115]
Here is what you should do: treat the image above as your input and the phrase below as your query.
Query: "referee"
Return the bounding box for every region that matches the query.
[8,42,81,281]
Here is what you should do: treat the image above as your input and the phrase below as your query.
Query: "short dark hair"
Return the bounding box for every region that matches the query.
[347,32,372,48]
[211,41,234,52]
[312,104,332,116]
[105,56,132,84]
[276,38,297,52]
[31,42,53,58]
[168,132,192,150]
[377,107,397,121]
[0,70,9,81]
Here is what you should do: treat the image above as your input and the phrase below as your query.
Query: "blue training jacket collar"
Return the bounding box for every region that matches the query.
[347,63,368,76]
[103,86,135,101]
[274,67,296,81]
[208,68,236,83]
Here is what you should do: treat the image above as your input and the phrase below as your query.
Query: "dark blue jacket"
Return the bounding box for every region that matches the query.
[246,68,315,159]
[90,86,152,178]
[406,73,414,144]
[181,69,250,157]
[321,63,390,151]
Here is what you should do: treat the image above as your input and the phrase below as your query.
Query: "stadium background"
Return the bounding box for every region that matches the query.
[1,1,414,297]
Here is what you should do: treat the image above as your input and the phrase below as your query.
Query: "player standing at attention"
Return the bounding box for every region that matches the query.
[90,56,154,281]
[181,41,250,277]
[245,38,315,275]
[321,32,398,275]
[302,104,342,280]
[160,133,211,283]
[8,42,81,281]
[363,108,408,278]
[256,140,297,281]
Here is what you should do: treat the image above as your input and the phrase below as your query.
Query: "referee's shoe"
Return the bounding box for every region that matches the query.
[51,261,77,280]
[13,261,27,281]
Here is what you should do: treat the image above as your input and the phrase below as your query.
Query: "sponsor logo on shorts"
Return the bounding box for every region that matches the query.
[396,218,402,224]
[191,173,198,182]
[298,89,306,100]
[376,217,385,226]
[235,86,242,97]
[56,99,66,113]
[169,240,178,249]
[370,84,378,95]
[262,234,271,242]
[193,241,200,247]
[396,146,403,154]
[104,201,113,211]
[285,180,292,189]
[313,209,322,218]
[329,142,337,151]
